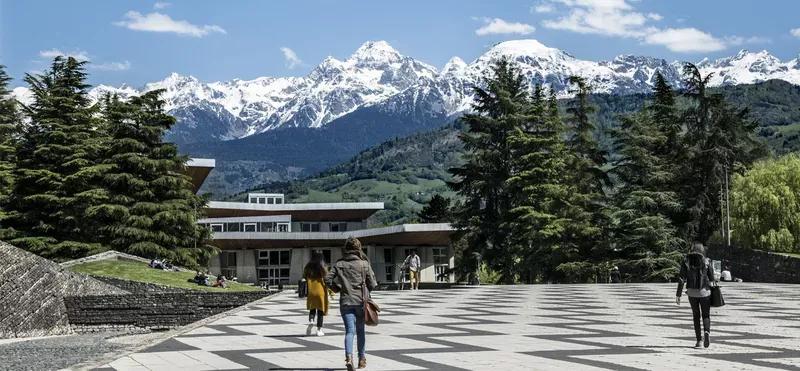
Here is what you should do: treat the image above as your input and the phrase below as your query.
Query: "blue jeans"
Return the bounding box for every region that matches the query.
[340,305,366,358]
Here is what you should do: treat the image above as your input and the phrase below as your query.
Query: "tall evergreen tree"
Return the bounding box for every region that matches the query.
[90,91,213,268]
[677,63,765,243]
[449,58,532,283]
[4,57,108,258]
[0,66,19,234]
[417,194,451,223]
[506,86,571,282]
[556,76,609,282]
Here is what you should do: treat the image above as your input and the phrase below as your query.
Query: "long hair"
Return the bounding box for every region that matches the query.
[304,251,327,279]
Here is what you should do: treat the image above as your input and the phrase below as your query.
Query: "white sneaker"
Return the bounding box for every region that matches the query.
[316,328,325,336]
[306,323,315,336]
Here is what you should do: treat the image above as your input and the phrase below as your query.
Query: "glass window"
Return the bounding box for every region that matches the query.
[276,198,284,204]
[249,197,257,203]
[279,250,291,265]
[267,198,275,204]
[227,223,241,232]
[433,247,448,265]
[244,223,256,232]
[278,223,289,232]
[330,222,347,232]
[383,248,393,263]
[210,224,223,233]
[258,197,266,204]
[301,223,320,232]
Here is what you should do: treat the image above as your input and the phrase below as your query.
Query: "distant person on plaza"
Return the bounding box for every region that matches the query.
[721,266,733,282]
[403,250,421,290]
[610,266,621,283]
[325,237,377,371]
[304,251,330,337]
[676,242,718,348]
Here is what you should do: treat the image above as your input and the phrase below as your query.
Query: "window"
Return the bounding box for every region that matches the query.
[210,224,223,233]
[278,223,290,232]
[276,198,284,204]
[257,249,292,286]
[249,197,257,204]
[433,247,448,265]
[243,223,257,232]
[383,248,394,264]
[301,223,320,232]
[267,197,275,204]
[329,222,347,232]
[227,223,241,232]
[220,251,237,279]
[258,197,266,204]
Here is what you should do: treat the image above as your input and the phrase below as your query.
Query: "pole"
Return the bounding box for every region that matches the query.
[719,188,725,242]
[725,166,731,247]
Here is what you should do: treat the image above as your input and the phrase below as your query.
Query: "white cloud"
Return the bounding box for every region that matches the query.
[114,11,226,37]
[475,18,535,36]
[90,61,132,71]
[791,28,800,38]
[725,35,771,46]
[280,47,303,69]
[647,13,662,21]
[532,3,555,13]
[644,28,726,53]
[541,0,652,37]
[153,2,171,9]
[39,48,90,61]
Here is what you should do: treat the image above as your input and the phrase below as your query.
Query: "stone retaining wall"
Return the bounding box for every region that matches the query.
[707,244,800,283]
[64,291,271,331]
[90,276,192,294]
[0,241,128,339]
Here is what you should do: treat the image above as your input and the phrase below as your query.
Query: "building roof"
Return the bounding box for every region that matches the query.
[205,201,384,221]
[186,158,215,193]
[207,223,454,248]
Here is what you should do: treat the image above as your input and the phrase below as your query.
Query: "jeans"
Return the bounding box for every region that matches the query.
[340,304,366,358]
[309,309,324,328]
[689,296,711,341]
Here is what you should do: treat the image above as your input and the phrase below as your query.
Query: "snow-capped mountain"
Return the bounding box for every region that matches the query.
[10,39,800,145]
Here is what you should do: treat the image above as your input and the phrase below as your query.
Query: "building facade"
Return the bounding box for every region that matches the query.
[189,159,455,286]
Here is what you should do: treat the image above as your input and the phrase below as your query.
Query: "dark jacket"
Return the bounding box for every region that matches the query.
[676,245,715,297]
[325,253,378,307]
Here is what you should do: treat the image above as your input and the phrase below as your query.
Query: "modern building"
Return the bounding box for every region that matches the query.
[188,159,455,287]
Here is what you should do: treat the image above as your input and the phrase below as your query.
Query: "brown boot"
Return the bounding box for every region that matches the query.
[358,357,367,369]
[345,355,355,371]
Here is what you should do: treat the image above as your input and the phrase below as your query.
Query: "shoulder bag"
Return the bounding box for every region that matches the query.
[361,261,381,326]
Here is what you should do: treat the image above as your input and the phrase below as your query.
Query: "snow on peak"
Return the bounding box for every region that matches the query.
[348,40,402,65]
[484,39,563,60]
[442,57,467,75]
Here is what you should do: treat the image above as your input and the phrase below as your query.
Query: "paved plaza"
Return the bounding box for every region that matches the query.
[95,283,800,370]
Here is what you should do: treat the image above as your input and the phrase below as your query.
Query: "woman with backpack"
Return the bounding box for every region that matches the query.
[325,237,377,371]
[304,251,329,336]
[676,242,718,348]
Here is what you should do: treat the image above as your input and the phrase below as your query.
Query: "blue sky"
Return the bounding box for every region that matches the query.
[2,0,799,87]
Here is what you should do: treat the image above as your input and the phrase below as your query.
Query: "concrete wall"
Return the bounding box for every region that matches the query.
[64,291,271,331]
[707,244,800,283]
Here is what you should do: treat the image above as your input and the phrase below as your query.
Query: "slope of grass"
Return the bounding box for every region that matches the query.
[70,259,263,292]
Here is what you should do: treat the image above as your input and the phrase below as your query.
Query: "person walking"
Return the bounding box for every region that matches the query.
[676,242,717,348]
[325,237,377,371]
[304,251,329,336]
[402,250,421,290]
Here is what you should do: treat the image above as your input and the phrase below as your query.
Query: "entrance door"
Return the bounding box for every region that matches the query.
[257,249,292,286]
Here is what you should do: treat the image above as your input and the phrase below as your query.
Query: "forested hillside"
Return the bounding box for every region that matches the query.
[236,80,800,225]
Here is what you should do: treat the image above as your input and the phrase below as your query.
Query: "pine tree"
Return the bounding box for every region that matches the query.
[0,66,19,233]
[449,58,532,283]
[677,63,766,243]
[609,109,684,281]
[557,76,609,282]
[90,90,213,268]
[3,57,108,258]
[417,194,451,223]
[506,87,571,282]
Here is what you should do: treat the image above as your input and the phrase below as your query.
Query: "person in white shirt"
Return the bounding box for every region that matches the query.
[403,250,421,290]
[721,266,732,282]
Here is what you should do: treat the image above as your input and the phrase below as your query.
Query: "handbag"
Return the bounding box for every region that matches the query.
[361,261,381,326]
[710,284,725,307]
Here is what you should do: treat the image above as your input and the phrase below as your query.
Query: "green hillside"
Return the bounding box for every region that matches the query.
[235,80,800,225]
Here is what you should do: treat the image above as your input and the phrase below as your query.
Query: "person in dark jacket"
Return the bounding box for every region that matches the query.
[676,242,717,348]
[325,237,377,371]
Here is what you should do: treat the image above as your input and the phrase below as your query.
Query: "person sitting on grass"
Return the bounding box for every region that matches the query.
[213,275,228,288]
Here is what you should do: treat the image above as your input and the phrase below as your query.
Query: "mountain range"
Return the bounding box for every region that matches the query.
[12,39,800,146]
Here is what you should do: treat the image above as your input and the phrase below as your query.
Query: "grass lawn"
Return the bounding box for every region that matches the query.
[70,259,263,292]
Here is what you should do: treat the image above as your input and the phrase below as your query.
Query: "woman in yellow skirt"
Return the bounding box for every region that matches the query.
[304,251,329,336]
